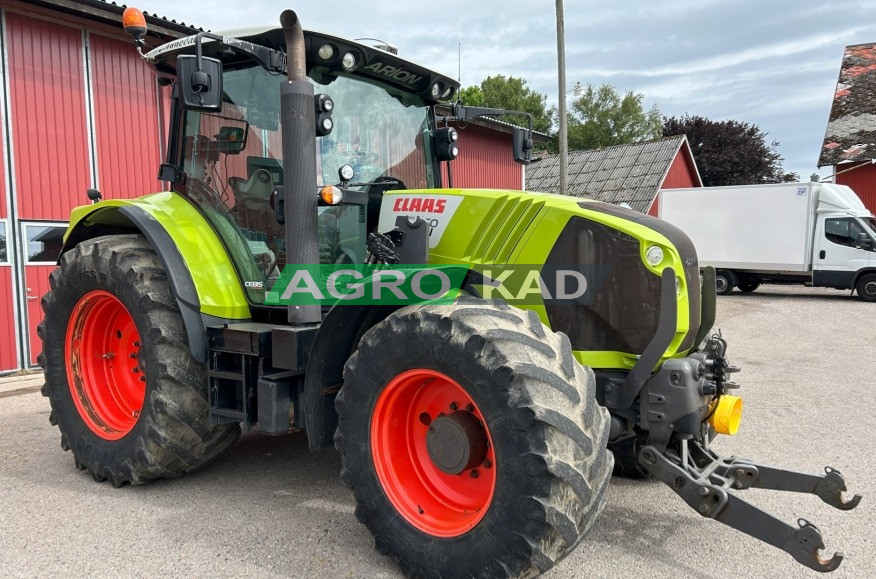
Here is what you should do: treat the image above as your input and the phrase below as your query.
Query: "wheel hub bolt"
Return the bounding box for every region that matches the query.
[470,469,479,479]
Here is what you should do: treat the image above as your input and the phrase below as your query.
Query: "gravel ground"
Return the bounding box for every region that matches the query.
[0,285,873,578]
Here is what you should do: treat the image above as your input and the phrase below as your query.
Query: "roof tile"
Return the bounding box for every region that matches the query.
[526,136,689,212]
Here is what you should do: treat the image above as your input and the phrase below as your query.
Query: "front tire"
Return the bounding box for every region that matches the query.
[857,273,876,302]
[39,234,240,486]
[336,301,612,577]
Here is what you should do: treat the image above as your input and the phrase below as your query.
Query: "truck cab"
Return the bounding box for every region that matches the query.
[812,184,876,290]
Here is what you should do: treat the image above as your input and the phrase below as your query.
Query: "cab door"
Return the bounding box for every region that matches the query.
[813,216,873,288]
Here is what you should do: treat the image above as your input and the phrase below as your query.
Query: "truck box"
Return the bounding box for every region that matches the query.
[657,182,876,298]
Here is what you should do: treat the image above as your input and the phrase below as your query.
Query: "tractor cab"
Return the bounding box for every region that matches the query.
[143,26,460,305]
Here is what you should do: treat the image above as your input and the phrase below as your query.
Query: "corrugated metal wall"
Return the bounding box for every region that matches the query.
[90,33,163,198]
[836,162,876,215]
[6,12,91,220]
[0,107,6,217]
[0,269,15,371]
[446,123,522,189]
[0,8,166,370]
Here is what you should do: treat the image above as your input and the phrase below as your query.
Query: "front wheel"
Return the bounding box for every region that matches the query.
[39,234,240,486]
[857,273,876,302]
[336,301,612,577]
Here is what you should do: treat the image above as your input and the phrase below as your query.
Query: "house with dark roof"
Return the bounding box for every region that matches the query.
[818,43,876,215]
[525,135,702,214]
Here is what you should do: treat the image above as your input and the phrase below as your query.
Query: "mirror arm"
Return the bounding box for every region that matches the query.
[194,31,225,72]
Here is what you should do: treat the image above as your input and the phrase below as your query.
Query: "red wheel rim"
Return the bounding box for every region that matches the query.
[370,369,496,537]
[65,290,145,440]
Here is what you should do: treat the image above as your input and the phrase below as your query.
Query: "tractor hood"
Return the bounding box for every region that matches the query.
[377,188,701,370]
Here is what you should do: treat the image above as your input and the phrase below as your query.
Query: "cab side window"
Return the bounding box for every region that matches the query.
[825,218,854,247]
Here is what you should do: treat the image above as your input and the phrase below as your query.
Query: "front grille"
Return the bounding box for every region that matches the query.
[545,218,662,354]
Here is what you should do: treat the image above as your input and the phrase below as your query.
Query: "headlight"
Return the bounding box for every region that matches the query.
[646,245,664,266]
[342,52,357,71]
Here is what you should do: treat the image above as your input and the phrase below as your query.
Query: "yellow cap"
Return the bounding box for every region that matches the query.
[708,395,743,435]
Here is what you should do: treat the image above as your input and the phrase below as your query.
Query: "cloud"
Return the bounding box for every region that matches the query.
[136,0,876,180]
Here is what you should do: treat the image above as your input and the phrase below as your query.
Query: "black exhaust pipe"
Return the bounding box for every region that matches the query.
[280,10,320,324]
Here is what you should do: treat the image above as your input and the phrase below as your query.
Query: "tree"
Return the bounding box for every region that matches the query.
[458,85,484,107]
[567,84,662,150]
[459,75,554,134]
[663,115,799,186]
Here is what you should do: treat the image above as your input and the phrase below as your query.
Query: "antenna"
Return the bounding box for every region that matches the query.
[458,42,461,83]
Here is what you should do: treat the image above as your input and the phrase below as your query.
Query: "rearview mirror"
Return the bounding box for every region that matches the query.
[855,231,873,250]
[177,55,223,112]
[512,127,532,165]
[216,126,247,154]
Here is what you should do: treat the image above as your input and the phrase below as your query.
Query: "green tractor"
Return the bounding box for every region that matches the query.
[39,8,860,577]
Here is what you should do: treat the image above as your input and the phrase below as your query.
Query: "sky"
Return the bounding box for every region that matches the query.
[135,0,876,181]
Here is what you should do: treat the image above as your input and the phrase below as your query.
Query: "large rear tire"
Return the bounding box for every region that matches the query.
[39,234,240,486]
[336,300,612,577]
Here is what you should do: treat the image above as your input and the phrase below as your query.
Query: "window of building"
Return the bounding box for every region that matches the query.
[24,223,67,264]
[0,222,7,263]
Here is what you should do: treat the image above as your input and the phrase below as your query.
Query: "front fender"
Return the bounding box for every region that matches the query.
[62,192,251,361]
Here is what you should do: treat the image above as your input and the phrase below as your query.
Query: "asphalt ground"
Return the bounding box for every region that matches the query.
[1,285,874,578]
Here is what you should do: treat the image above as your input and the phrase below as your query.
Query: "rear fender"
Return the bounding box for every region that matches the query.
[61,192,251,362]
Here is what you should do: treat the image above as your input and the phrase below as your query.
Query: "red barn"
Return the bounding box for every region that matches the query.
[818,42,876,214]
[525,135,702,214]
[443,117,551,189]
[0,1,195,372]
[0,2,538,372]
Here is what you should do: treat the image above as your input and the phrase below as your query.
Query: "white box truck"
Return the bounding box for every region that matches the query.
[657,182,876,301]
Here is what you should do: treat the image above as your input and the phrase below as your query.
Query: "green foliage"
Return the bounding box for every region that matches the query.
[458,86,484,107]
[459,75,554,134]
[567,84,662,150]
[663,115,799,186]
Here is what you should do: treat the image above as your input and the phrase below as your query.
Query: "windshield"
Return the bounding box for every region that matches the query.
[864,217,876,238]
[179,63,440,304]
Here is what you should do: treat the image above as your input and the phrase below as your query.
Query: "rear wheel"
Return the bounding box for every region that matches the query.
[857,273,876,302]
[736,277,760,293]
[336,301,612,577]
[715,270,736,295]
[39,234,240,486]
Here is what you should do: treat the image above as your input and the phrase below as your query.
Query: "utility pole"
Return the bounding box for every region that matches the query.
[555,0,568,195]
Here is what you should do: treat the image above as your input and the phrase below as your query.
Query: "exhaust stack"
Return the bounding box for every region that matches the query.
[279,10,320,324]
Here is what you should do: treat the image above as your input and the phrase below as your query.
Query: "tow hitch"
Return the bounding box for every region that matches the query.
[639,440,861,572]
